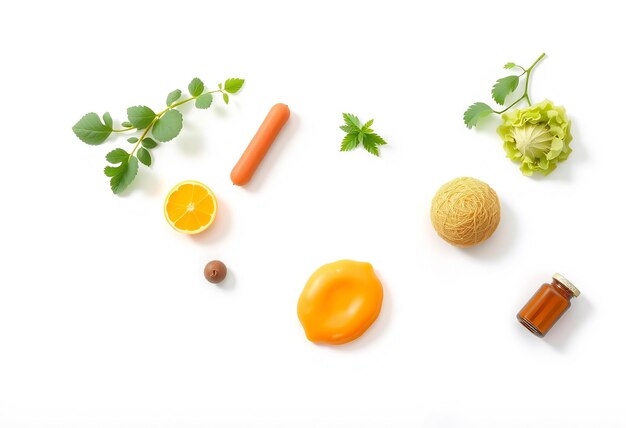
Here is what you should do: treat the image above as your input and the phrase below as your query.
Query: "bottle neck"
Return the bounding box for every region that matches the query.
[551,279,575,300]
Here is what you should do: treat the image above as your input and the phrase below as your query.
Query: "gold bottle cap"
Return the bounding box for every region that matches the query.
[553,273,580,297]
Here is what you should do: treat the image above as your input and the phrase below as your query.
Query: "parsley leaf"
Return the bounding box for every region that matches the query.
[224,78,245,94]
[72,112,113,145]
[491,75,519,105]
[188,78,204,97]
[463,102,494,128]
[339,113,388,156]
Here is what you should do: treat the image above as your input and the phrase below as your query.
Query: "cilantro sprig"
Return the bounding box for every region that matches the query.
[339,113,388,156]
[73,77,245,194]
[463,53,545,128]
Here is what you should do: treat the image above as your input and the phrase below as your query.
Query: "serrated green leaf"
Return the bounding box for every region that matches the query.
[103,112,113,128]
[504,62,517,69]
[339,125,353,133]
[127,137,138,143]
[127,105,156,129]
[121,121,132,128]
[188,78,204,97]
[357,132,364,145]
[223,93,229,104]
[224,78,245,94]
[104,164,123,177]
[110,156,138,194]
[340,134,359,151]
[72,112,113,145]
[491,75,519,105]
[137,148,152,166]
[362,119,374,132]
[463,102,494,129]
[342,113,361,131]
[166,89,182,106]
[195,93,213,109]
[362,137,380,156]
[152,109,183,142]
[364,133,388,146]
[141,137,157,149]
[106,148,130,164]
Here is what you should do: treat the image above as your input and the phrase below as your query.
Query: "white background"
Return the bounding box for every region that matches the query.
[1,1,624,426]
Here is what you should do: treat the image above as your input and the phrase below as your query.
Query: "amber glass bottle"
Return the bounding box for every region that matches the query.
[517,274,580,337]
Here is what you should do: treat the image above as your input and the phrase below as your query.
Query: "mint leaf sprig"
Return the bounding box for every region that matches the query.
[339,113,388,156]
[73,77,245,194]
[463,53,545,128]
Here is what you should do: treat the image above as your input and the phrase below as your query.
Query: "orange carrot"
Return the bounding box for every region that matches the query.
[230,103,290,186]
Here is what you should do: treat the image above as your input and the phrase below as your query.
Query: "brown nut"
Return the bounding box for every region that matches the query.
[204,260,227,284]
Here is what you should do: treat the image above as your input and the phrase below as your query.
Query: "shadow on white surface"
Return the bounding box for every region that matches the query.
[544,295,592,352]
[461,199,516,261]
[124,163,164,197]
[243,111,300,193]
[190,198,231,245]
[216,266,236,291]
[177,121,206,157]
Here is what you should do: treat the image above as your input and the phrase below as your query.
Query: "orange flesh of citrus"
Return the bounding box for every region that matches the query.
[164,181,217,234]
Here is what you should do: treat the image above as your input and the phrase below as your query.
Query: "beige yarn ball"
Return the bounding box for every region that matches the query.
[430,177,501,247]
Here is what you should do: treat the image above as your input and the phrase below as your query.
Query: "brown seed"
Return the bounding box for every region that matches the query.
[204,260,227,284]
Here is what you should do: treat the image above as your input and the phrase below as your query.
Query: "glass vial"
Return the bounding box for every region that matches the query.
[517,273,580,337]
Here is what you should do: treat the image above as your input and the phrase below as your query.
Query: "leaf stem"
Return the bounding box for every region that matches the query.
[127,87,223,159]
[494,53,546,114]
[112,127,136,133]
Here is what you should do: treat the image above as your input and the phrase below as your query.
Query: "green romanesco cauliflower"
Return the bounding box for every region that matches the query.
[497,100,572,176]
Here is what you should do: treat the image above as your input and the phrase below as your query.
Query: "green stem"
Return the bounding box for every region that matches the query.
[127,87,224,159]
[494,52,546,115]
[113,127,136,133]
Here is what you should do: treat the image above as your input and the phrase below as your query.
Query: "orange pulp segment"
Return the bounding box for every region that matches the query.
[164,181,217,234]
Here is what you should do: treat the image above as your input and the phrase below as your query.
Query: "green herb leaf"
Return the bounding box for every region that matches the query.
[152,109,183,142]
[109,156,138,194]
[339,125,353,133]
[137,148,152,166]
[342,113,361,132]
[364,133,387,146]
[218,83,223,90]
[141,137,157,149]
[195,93,213,109]
[222,93,229,104]
[106,148,130,164]
[340,134,359,151]
[121,121,133,128]
[504,62,517,69]
[339,113,388,156]
[188,78,204,97]
[103,112,113,128]
[463,102,494,128]
[127,106,156,129]
[104,164,123,177]
[362,136,380,156]
[224,78,245,94]
[72,112,113,145]
[127,137,138,143]
[166,89,182,106]
[491,75,519,105]
[362,119,374,133]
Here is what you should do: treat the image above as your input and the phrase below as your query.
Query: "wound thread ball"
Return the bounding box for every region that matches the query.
[430,177,501,248]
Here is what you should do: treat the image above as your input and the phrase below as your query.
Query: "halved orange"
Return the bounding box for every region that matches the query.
[164,181,217,234]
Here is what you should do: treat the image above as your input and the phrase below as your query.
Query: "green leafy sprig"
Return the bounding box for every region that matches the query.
[463,53,546,128]
[339,113,388,156]
[73,77,245,194]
